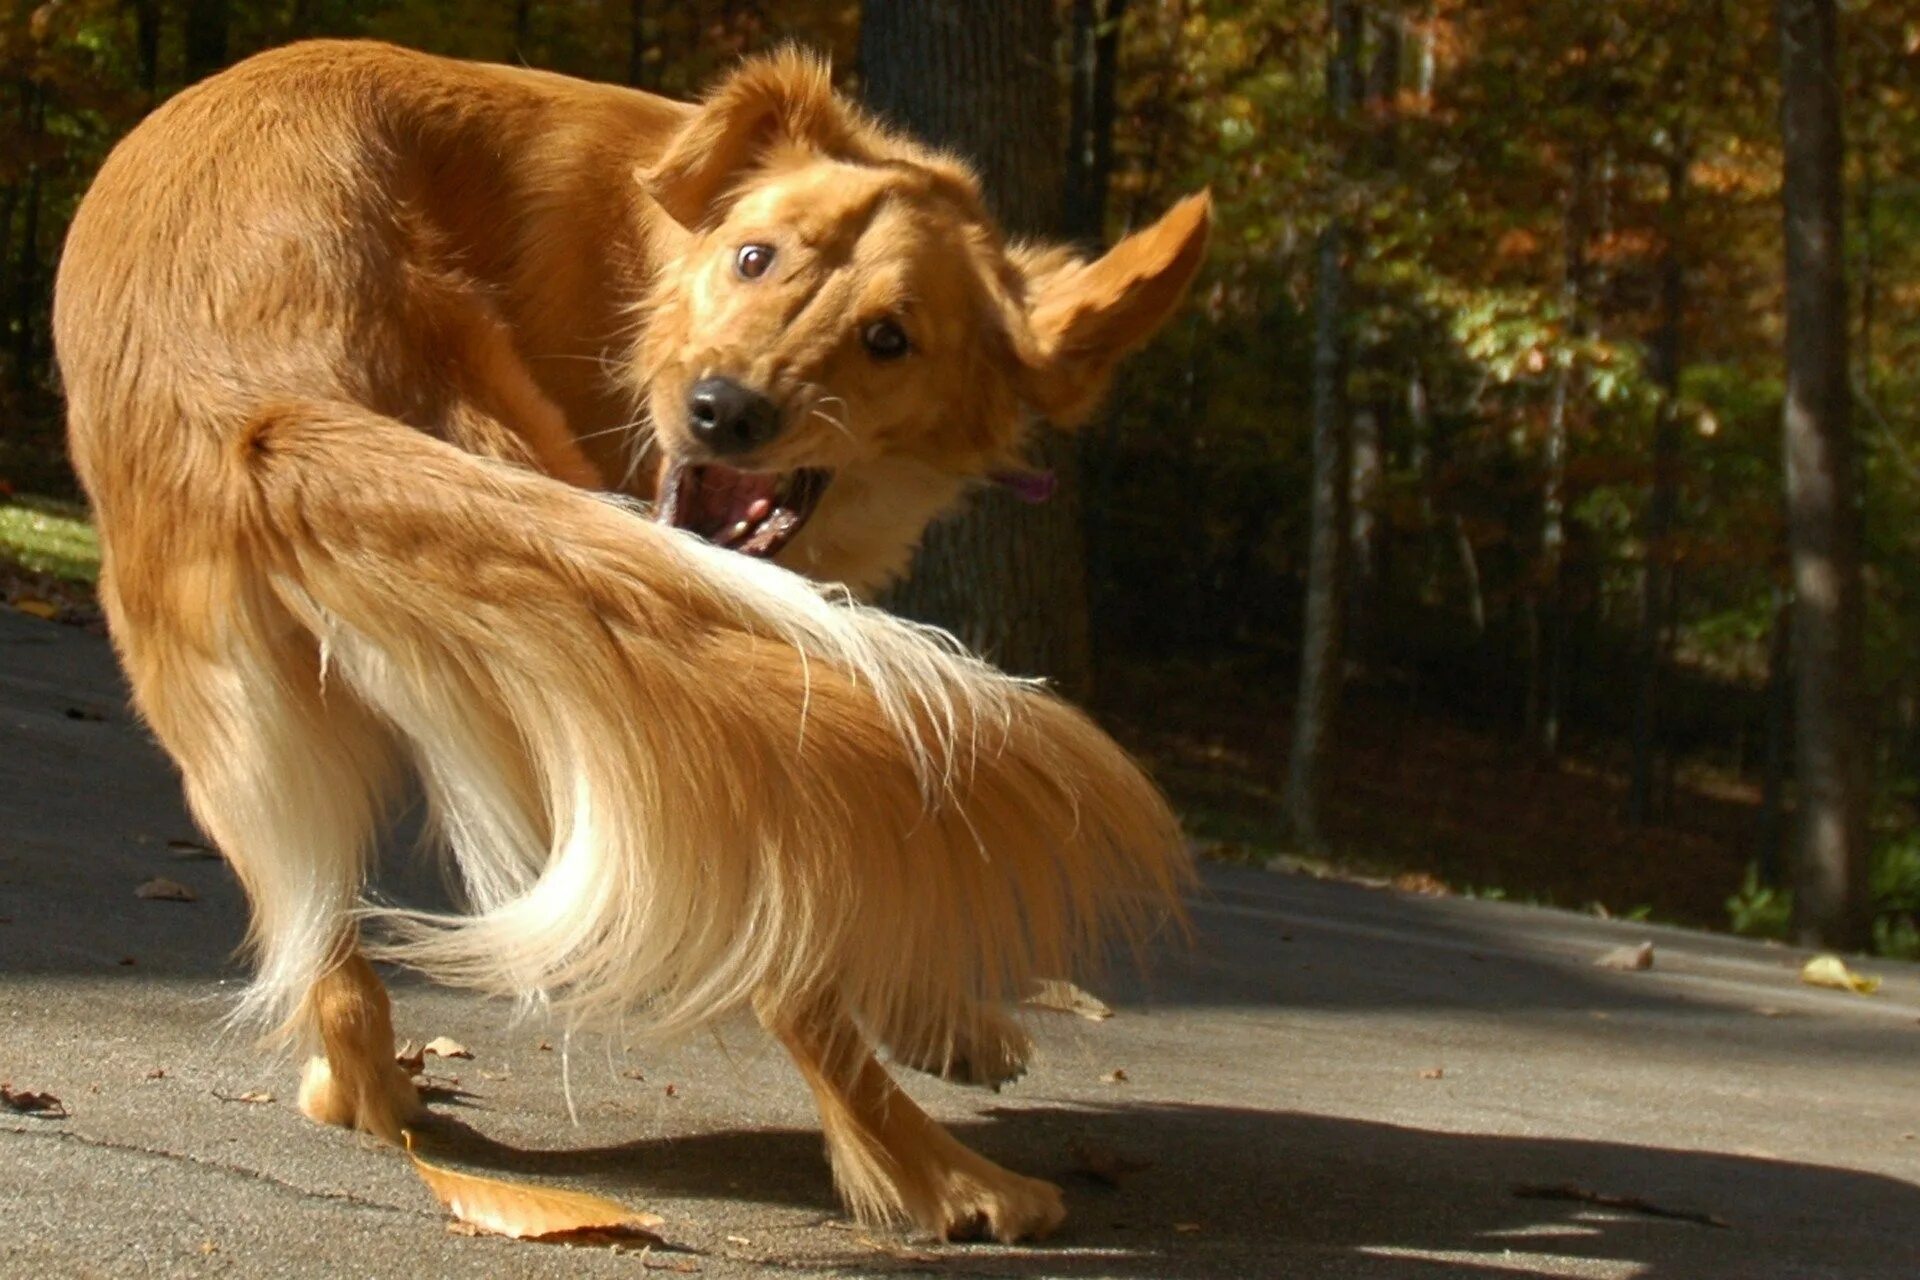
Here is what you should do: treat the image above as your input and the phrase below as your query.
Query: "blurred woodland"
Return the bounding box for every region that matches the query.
[2,0,1917,955]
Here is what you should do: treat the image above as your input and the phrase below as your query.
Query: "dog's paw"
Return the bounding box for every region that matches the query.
[297,1053,421,1144]
[926,1167,1066,1243]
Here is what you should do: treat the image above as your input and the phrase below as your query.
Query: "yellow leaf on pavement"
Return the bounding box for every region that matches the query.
[403,1132,664,1242]
[1024,979,1113,1021]
[1799,954,1881,996]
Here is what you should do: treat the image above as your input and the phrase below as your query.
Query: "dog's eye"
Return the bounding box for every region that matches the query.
[735,244,775,280]
[861,318,910,361]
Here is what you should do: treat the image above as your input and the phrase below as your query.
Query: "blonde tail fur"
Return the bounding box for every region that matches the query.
[238,400,1189,1061]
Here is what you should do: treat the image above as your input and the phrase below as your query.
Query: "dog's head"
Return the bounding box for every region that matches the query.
[632,51,1210,594]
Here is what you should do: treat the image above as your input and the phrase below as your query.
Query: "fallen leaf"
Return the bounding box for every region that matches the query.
[1391,870,1452,896]
[64,705,109,722]
[165,839,219,860]
[1420,1067,1445,1080]
[1102,1068,1129,1084]
[663,1083,678,1098]
[13,598,58,620]
[404,1131,664,1242]
[622,1068,646,1081]
[424,1036,472,1060]
[144,1068,166,1080]
[1595,941,1655,971]
[0,1084,69,1118]
[1800,954,1880,995]
[135,876,197,902]
[395,1042,426,1074]
[1173,1221,1203,1233]
[118,956,137,967]
[1068,1138,1152,1187]
[1024,979,1113,1021]
[537,1039,553,1052]
[237,1090,273,1104]
[724,1235,751,1247]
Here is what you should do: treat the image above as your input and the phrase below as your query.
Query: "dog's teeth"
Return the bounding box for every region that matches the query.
[746,498,772,521]
[727,520,752,540]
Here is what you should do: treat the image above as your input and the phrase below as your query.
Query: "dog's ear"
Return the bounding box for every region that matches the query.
[641,49,862,230]
[1014,191,1212,426]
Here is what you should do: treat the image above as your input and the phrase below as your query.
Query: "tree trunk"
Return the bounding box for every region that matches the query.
[183,0,230,84]
[1759,587,1792,886]
[860,0,1093,696]
[1630,147,1688,826]
[10,80,45,392]
[1530,152,1588,758]
[1283,0,1361,851]
[1778,0,1869,949]
[1064,0,1126,249]
[627,0,652,88]
[131,0,161,101]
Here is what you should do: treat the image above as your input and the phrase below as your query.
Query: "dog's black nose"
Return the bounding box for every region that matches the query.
[687,376,780,455]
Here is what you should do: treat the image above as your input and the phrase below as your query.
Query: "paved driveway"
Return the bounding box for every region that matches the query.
[2,609,1916,1278]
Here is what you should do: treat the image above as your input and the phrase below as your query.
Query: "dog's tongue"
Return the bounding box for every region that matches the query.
[676,466,778,533]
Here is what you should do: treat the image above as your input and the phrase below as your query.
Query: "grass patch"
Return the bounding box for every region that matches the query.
[0,496,99,583]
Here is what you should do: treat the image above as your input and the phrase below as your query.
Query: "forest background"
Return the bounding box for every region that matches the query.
[1,0,1914,955]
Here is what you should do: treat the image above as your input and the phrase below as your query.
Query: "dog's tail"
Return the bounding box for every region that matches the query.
[237,401,1188,1052]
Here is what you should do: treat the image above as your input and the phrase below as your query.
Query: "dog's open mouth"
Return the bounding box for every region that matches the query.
[656,462,830,558]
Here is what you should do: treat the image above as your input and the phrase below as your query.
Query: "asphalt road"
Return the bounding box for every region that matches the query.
[2,608,1917,1278]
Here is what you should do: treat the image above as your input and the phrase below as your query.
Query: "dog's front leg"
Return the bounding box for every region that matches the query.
[759,996,1065,1243]
[294,947,421,1144]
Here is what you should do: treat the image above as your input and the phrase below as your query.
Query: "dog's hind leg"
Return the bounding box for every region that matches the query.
[761,996,1065,1243]
[107,564,415,1139]
[293,947,420,1142]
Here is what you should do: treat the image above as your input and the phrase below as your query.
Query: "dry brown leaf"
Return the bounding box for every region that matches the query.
[1800,954,1881,996]
[1102,1068,1129,1084]
[1,1084,69,1118]
[1024,979,1113,1021]
[144,1068,166,1081]
[1173,1221,1203,1233]
[135,876,197,902]
[423,1036,472,1060]
[166,839,219,860]
[404,1132,664,1242]
[395,1042,426,1074]
[13,598,58,620]
[1420,1067,1445,1080]
[1068,1138,1152,1187]
[1595,941,1655,971]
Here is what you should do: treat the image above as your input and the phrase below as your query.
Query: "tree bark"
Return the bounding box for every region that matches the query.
[183,0,230,84]
[131,0,161,101]
[1529,150,1588,758]
[1630,147,1688,826]
[1778,0,1869,949]
[627,0,652,89]
[860,0,1093,696]
[1064,0,1126,248]
[1283,0,1361,851]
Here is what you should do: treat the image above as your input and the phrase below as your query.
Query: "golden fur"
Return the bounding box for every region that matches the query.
[54,40,1208,1242]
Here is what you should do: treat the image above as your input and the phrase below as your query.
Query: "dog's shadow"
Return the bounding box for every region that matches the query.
[409,1099,1917,1278]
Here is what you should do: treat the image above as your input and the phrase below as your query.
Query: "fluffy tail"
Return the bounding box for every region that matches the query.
[240,401,1189,1054]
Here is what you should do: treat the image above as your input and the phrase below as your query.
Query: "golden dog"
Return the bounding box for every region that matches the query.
[54,40,1208,1241]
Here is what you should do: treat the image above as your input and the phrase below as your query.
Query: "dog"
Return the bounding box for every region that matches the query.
[54,40,1208,1242]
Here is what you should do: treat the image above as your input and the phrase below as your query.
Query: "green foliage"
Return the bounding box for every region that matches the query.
[1725,862,1792,942]
[0,497,98,582]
